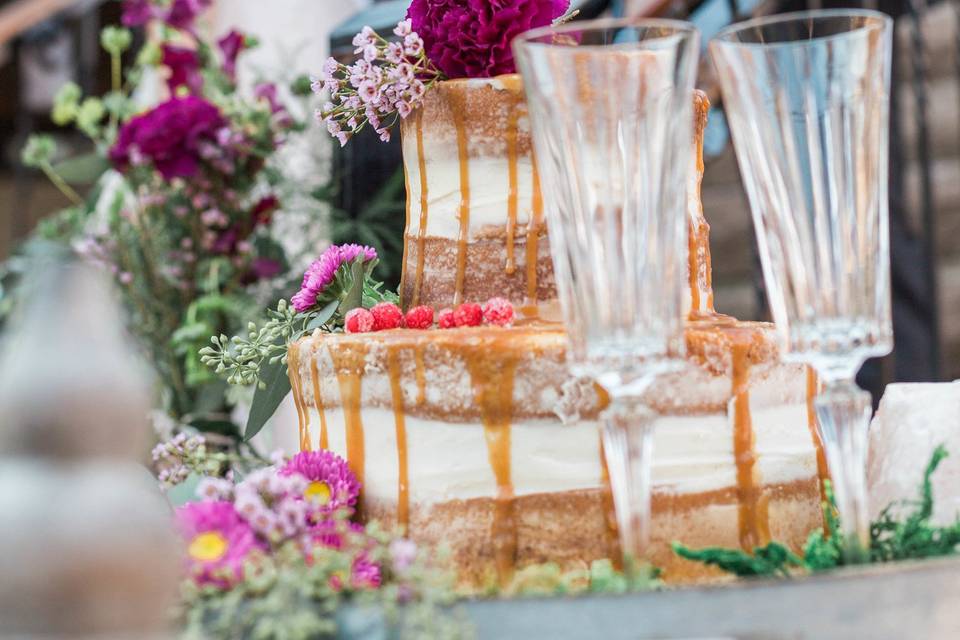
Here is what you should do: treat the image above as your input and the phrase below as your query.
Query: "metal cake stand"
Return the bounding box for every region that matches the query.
[458,556,960,639]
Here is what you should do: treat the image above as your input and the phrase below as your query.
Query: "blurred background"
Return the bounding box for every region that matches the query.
[0,0,954,397]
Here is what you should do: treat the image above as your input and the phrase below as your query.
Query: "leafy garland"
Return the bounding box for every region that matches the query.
[673,445,960,577]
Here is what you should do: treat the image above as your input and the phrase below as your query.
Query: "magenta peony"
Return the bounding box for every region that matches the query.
[165,0,212,31]
[176,500,266,588]
[109,96,226,180]
[280,450,361,514]
[407,0,569,78]
[161,44,202,94]
[121,0,155,26]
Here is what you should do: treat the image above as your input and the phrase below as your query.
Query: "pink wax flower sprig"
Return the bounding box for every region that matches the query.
[315,19,445,145]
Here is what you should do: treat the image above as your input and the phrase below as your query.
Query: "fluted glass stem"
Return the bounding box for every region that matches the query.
[814,377,872,562]
[601,397,657,572]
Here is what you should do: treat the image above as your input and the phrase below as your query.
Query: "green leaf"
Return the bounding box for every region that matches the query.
[305,300,338,333]
[341,258,365,315]
[51,153,110,185]
[244,354,292,442]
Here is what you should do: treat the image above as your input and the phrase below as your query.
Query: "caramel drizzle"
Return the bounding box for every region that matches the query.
[386,346,411,533]
[598,434,623,570]
[330,345,367,494]
[413,346,427,406]
[411,110,430,307]
[288,342,311,451]
[730,334,770,550]
[505,105,520,275]
[525,150,544,307]
[449,86,471,305]
[465,346,519,585]
[806,367,831,517]
[310,352,329,450]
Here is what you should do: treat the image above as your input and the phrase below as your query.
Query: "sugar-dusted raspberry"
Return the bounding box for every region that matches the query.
[404,305,434,329]
[344,307,374,333]
[482,297,514,327]
[453,302,483,327]
[370,302,403,331]
[437,308,456,329]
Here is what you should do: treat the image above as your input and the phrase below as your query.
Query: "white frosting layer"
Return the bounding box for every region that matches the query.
[309,389,816,506]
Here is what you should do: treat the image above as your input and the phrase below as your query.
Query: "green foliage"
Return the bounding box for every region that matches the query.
[673,446,960,579]
[100,26,133,56]
[52,82,82,125]
[75,98,106,137]
[21,135,56,168]
[499,558,661,598]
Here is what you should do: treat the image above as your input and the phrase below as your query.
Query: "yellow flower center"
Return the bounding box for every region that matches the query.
[188,531,228,562]
[304,481,332,505]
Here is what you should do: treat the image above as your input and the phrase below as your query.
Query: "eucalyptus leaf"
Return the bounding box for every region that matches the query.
[51,153,110,184]
[305,299,338,333]
[341,259,365,315]
[244,355,292,442]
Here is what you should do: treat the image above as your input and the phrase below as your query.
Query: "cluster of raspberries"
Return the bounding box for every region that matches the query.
[343,297,514,333]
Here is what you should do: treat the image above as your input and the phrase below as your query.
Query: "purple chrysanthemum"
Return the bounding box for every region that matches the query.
[290,244,377,313]
[351,555,382,589]
[175,500,266,588]
[407,0,569,78]
[280,450,361,514]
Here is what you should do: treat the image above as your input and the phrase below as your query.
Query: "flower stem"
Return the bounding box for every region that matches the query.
[40,162,84,207]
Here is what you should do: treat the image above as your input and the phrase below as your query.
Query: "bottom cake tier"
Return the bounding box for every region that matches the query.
[288,317,828,587]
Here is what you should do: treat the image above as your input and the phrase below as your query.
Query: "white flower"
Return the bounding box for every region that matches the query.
[396,100,412,118]
[386,42,404,64]
[322,57,339,79]
[394,19,412,37]
[352,25,376,50]
[336,131,350,147]
[395,62,415,82]
[358,80,380,104]
[378,128,391,142]
[363,43,379,62]
[326,118,341,135]
[403,33,423,57]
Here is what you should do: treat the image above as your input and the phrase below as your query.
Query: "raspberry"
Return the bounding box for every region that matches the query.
[344,307,374,333]
[370,302,403,331]
[437,308,456,329]
[453,302,483,327]
[404,305,434,329]
[482,297,514,326]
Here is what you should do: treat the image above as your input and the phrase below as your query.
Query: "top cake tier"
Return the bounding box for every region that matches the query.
[399,77,713,317]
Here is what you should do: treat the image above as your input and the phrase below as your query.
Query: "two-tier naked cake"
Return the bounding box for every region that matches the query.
[288,78,829,585]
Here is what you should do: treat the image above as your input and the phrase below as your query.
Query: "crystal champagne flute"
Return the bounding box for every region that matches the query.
[514,18,700,569]
[710,9,894,560]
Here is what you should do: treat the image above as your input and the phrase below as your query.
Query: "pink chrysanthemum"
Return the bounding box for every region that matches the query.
[279,450,361,514]
[291,244,377,313]
[175,500,265,588]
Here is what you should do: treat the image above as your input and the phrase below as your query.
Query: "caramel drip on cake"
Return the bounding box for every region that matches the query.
[505,105,520,275]
[413,347,427,406]
[525,151,544,310]
[410,110,430,307]
[598,434,623,570]
[386,346,411,533]
[288,343,311,451]
[730,333,770,550]
[329,344,368,492]
[464,344,519,584]
[310,352,329,450]
[448,84,472,305]
[806,367,831,514]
